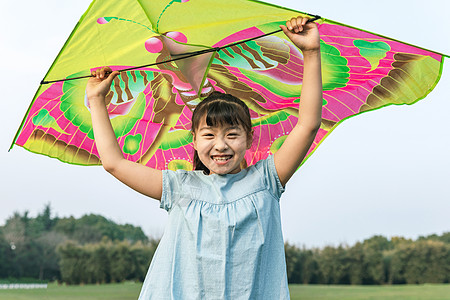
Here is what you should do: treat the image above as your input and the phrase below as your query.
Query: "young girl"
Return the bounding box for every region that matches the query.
[86,16,322,299]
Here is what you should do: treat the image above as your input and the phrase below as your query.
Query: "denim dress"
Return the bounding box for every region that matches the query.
[138,155,289,300]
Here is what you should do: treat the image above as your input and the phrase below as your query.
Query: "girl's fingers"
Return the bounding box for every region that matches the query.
[102,66,113,79]
[91,67,115,80]
[295,17,305,32]
[99,67,106,79]
[301,17,308,26]
[287,17,299,32]
[106,71,119,83]
[279,24,290,37]
[286,16,310,33]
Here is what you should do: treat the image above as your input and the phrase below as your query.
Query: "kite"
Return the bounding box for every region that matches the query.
[10,0,448,171]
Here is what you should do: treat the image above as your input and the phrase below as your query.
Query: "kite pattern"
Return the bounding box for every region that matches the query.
[12,0,444,171]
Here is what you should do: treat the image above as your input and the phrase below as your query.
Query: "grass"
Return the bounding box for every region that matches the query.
[0,282,449,299]
[288,284,450,300]
[0,282,140,300]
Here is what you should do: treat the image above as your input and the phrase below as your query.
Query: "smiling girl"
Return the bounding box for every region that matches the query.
[86,16,322,299]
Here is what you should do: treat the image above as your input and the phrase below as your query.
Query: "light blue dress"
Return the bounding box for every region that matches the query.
[138,156,289,299]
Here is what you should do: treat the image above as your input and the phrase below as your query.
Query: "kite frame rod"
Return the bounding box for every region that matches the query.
[40,15,321,85]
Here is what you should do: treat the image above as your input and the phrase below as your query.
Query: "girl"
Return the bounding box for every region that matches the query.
[86,16,322,299]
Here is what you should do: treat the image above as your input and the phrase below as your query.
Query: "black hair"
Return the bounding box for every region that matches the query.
[191,91,252,174]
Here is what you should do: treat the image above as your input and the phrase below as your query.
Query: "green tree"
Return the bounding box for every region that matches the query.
[109,241,135,282]
[389,240,450,284]
[418,232,450,244]
[91,241,111,283]
[298,248,320,284]
[0,233,13,278]
[284,243,300,283]
[130,240,157,281]
[58,241,83,284]
[317,245,350,284]
[361,236,389,284]
[2,212,41,279]
[404,240,449,284]
[284,243,320,284]
[2,212,26,248]
[36,231,66,280]
[35,203,57,232]
[347,242,364,285]
[54,214,148,244]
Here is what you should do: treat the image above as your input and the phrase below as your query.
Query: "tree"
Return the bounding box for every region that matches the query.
[54,214,148,244]
[284,243,300,283]
[403,240,450,284]
[130,240,157,281]
[317,245,351,284]
[58,241,84,284]
[347,242,364,285]
[35,203,56,232]
[361,236,388,284]
[0,233,13,278]
[36,231,66,280]
[2,212,26,248]
[109,241,135,282]
[297,248,320,284]
[418,232,450,244]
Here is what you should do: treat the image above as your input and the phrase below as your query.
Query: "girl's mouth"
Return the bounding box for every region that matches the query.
[211,155,233,162]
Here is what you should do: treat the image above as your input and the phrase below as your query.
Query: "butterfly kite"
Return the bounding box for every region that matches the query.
[10,0,448,171]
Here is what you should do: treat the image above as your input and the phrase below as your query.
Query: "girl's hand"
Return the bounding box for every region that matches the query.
[86,66,120,105]
[280,16,320,53]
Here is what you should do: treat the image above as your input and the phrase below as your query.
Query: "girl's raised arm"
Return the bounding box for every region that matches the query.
[274,17,323,187]
[87,67,163,200]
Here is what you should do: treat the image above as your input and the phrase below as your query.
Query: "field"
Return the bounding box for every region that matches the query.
[0,282,449,299]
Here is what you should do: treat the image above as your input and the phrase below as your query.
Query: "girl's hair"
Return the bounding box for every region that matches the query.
[191,91,252,174]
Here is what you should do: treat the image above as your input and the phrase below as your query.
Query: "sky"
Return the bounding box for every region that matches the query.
[1,0,449,248]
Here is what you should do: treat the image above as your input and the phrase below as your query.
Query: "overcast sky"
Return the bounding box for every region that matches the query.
[1,0,449,248]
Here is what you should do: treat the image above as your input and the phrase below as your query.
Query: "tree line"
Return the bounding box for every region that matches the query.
[0,204,149,282]
[0,205,448,284]
[57,239,158,284]
[285,234,450,285]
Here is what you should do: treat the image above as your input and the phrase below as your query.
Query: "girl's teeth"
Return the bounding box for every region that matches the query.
[213,156,231,161]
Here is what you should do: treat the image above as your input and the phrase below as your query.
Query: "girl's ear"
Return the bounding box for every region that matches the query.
[246,129,254,149]
[192,131,197,150]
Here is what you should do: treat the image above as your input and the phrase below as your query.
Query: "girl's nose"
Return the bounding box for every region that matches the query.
[214,137,229,151]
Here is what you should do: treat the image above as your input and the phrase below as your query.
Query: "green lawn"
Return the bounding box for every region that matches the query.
[0,282,140,300]
[0,282,449,299]
[289,284,450,300]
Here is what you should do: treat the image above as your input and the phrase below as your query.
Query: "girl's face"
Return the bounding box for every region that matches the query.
[193,115,251,175]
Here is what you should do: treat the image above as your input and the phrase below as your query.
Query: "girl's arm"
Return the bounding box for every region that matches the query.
[87,67,163,200]
[274,17,323,187]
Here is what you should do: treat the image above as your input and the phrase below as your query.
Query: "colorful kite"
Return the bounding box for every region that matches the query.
[10,0,448,171]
